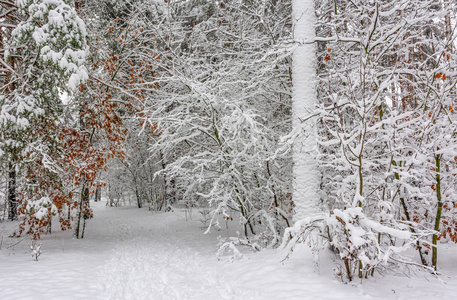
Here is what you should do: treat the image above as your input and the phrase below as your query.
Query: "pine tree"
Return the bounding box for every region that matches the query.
[0,0,89,237]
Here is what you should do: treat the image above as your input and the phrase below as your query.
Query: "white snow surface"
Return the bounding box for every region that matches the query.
[1,201,457,299]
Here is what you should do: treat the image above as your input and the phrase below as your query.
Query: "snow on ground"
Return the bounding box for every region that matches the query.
[1,201,457,299]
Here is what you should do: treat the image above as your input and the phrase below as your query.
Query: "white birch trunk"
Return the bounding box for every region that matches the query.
[291,0,320,221]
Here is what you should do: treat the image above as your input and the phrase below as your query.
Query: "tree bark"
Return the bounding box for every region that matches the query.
[95,186,101,202]
[291,0,320,221]
[8,163,17,221]
[432,153,443,270]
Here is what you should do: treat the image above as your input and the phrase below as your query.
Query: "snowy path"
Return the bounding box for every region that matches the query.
[2,201,457,299]
[97,207,255,299]
[0,203,256,300]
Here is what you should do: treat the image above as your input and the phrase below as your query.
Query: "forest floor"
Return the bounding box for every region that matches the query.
[1,201,457,299]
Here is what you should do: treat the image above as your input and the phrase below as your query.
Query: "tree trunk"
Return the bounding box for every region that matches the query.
[135,186,142,208]
[160,150,176,211]
[95,186,101,202]
[75,182,89,239]
[166,178,176,211]
[432,153,443,270]
[291,0,320,221]
[8,163,17,221]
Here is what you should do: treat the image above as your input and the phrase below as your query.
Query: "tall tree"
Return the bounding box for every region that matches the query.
[279,0,324,266]
[290,0,321,220]
[1,0,19,221]
[0,0,89,237]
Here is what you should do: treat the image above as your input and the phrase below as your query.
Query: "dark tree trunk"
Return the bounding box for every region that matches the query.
[75,183,90,239]
[8,163,17,221]
[81,185,89,238]
[95,186,101,202]
[46,216,52,234]
[159,150,176,212]
[135,186,142,208]
[166,178,176,212]
[83,185,90,211]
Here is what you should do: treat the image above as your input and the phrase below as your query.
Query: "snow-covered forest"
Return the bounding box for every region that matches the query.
[1,0,457,299]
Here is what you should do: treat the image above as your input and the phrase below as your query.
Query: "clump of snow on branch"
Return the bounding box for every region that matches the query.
[26,196,57,220]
